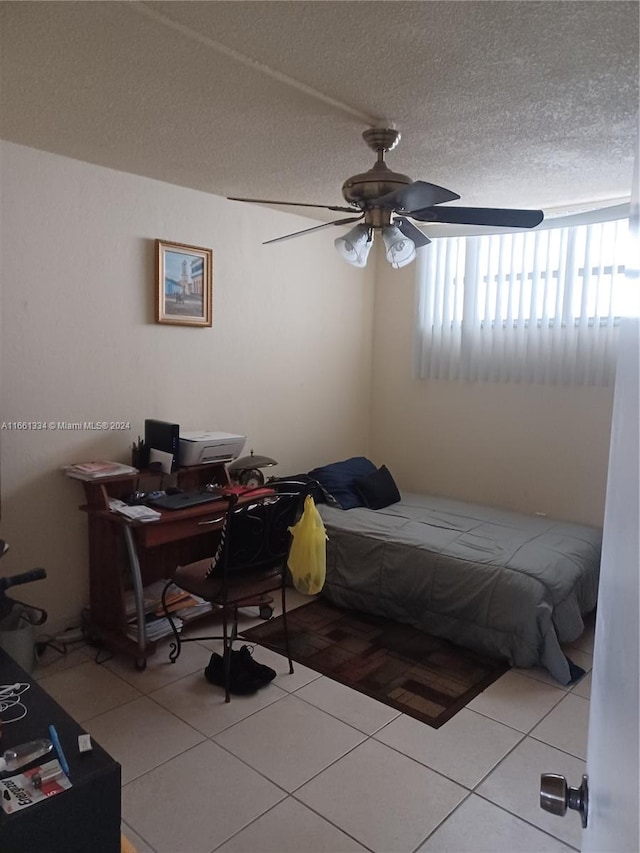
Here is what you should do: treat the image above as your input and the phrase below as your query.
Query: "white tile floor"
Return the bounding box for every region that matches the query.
[34,594,595,853]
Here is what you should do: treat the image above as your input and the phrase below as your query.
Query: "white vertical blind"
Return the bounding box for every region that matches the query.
[414,213,630,384]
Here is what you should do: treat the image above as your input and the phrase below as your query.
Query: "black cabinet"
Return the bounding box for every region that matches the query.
[0,650,121,853]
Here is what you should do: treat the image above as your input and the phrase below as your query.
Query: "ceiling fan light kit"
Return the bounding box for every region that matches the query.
[334,224,372,267]
[382,225,417,269]
[228,128,544,270]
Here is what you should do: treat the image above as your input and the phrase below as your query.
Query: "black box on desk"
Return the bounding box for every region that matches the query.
[144,419,180,470]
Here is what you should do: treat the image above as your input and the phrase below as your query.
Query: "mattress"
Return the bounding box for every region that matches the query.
[318,492,601,684]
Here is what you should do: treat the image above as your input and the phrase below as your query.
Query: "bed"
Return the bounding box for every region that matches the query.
[305,459,601,685]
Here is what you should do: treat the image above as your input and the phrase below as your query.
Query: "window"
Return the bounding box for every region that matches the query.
[414,211,631,385]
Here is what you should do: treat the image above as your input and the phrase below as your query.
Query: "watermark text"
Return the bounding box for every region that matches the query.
[1,421,132,431]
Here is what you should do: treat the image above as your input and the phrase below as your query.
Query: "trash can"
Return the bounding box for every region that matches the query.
[0,564,48,674]
[0,603,38,673]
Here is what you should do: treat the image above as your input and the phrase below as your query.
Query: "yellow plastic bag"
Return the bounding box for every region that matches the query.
[287,495,328,595]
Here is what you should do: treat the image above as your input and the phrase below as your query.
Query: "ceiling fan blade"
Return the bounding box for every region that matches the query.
[412,206,544,228]
[373,180,460,212]
[263,216,363,245]
[228,196,356,214]
[394,216,431,248]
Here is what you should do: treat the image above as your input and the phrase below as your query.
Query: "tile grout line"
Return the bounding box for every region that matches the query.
[525,690,590,761]
[34,633,591,852]
[463,731,585,850]
[467,672,570,738]
[473,788,582,851]
[143,674,292,737]
[208,793,377,853]
[209,713,370,797]
[288,679,403,734]
[407,789,476,853]
[121,820,158,853]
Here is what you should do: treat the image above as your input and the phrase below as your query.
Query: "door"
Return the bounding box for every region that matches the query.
[581,314,639,852]
[540,152,639,848]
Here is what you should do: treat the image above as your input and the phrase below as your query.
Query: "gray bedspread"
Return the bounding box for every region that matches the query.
[318,493,601,684]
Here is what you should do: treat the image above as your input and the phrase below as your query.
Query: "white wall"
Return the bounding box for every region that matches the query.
[0,140,617,634]
[0,142,375,629]
[370,257,614,527]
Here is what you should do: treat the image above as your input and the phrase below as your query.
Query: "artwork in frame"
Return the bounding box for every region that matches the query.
[156,239,213,326]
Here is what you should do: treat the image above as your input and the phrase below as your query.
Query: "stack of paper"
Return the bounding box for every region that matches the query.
[125,579,211,637]
[64,461,137,480]
[124,580,170,619]
[108,499,161,523]
[126,614,183,642]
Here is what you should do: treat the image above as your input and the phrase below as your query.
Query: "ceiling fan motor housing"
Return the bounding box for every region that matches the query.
[342,126,411,220]
[342,161,413,206]
[342,164,414,230]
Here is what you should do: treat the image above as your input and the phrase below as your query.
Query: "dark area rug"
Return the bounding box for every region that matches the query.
[242,598,509,728]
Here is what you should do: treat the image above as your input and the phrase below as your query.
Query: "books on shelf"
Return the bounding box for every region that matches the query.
[126,614,183,643]
[124,580,181,617]
[125,580,212,641]
[124,580,168,618]
[155,591,199,616]
[172,600,214,621]
[64,460,137,481]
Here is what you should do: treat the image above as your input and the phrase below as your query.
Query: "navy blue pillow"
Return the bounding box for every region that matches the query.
[308,456,377,510]
[353,465,401,510]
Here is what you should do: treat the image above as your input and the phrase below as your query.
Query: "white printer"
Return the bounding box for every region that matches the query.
[178,431,246,466]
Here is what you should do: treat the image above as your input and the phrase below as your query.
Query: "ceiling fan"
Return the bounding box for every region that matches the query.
[228,128,544,269]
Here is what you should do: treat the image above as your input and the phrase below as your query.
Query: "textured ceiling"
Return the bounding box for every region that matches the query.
[0,1,638,226]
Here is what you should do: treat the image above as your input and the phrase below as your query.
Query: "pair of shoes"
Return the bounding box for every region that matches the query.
[236,645,276,684]
[205,652,259,695]
[204,646,276,695]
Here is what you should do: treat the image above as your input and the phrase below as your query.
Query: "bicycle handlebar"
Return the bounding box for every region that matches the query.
[0,568,47,592]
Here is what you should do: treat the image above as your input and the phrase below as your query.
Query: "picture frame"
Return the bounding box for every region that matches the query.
[155,239,213,327]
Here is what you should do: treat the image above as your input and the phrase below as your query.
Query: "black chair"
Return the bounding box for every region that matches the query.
[161,488,304,701]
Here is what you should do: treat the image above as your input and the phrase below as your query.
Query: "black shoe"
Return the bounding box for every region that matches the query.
[204,652,262,695]
[235,645,277,684]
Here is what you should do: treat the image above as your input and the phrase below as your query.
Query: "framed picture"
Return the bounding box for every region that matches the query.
[156,240,213,326]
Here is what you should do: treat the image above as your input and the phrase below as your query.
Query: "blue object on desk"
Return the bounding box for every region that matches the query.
[48,724,70,776]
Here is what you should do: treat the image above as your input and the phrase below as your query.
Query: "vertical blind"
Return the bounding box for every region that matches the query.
[414,215,630,384]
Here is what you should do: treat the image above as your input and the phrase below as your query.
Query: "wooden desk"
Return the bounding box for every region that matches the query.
[74,463,249,668]
[0,649,121,853]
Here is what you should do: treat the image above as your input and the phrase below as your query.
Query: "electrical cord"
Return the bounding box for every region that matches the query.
[0,682,30,724]
[34,634,66,661]
[93,647,113,666]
